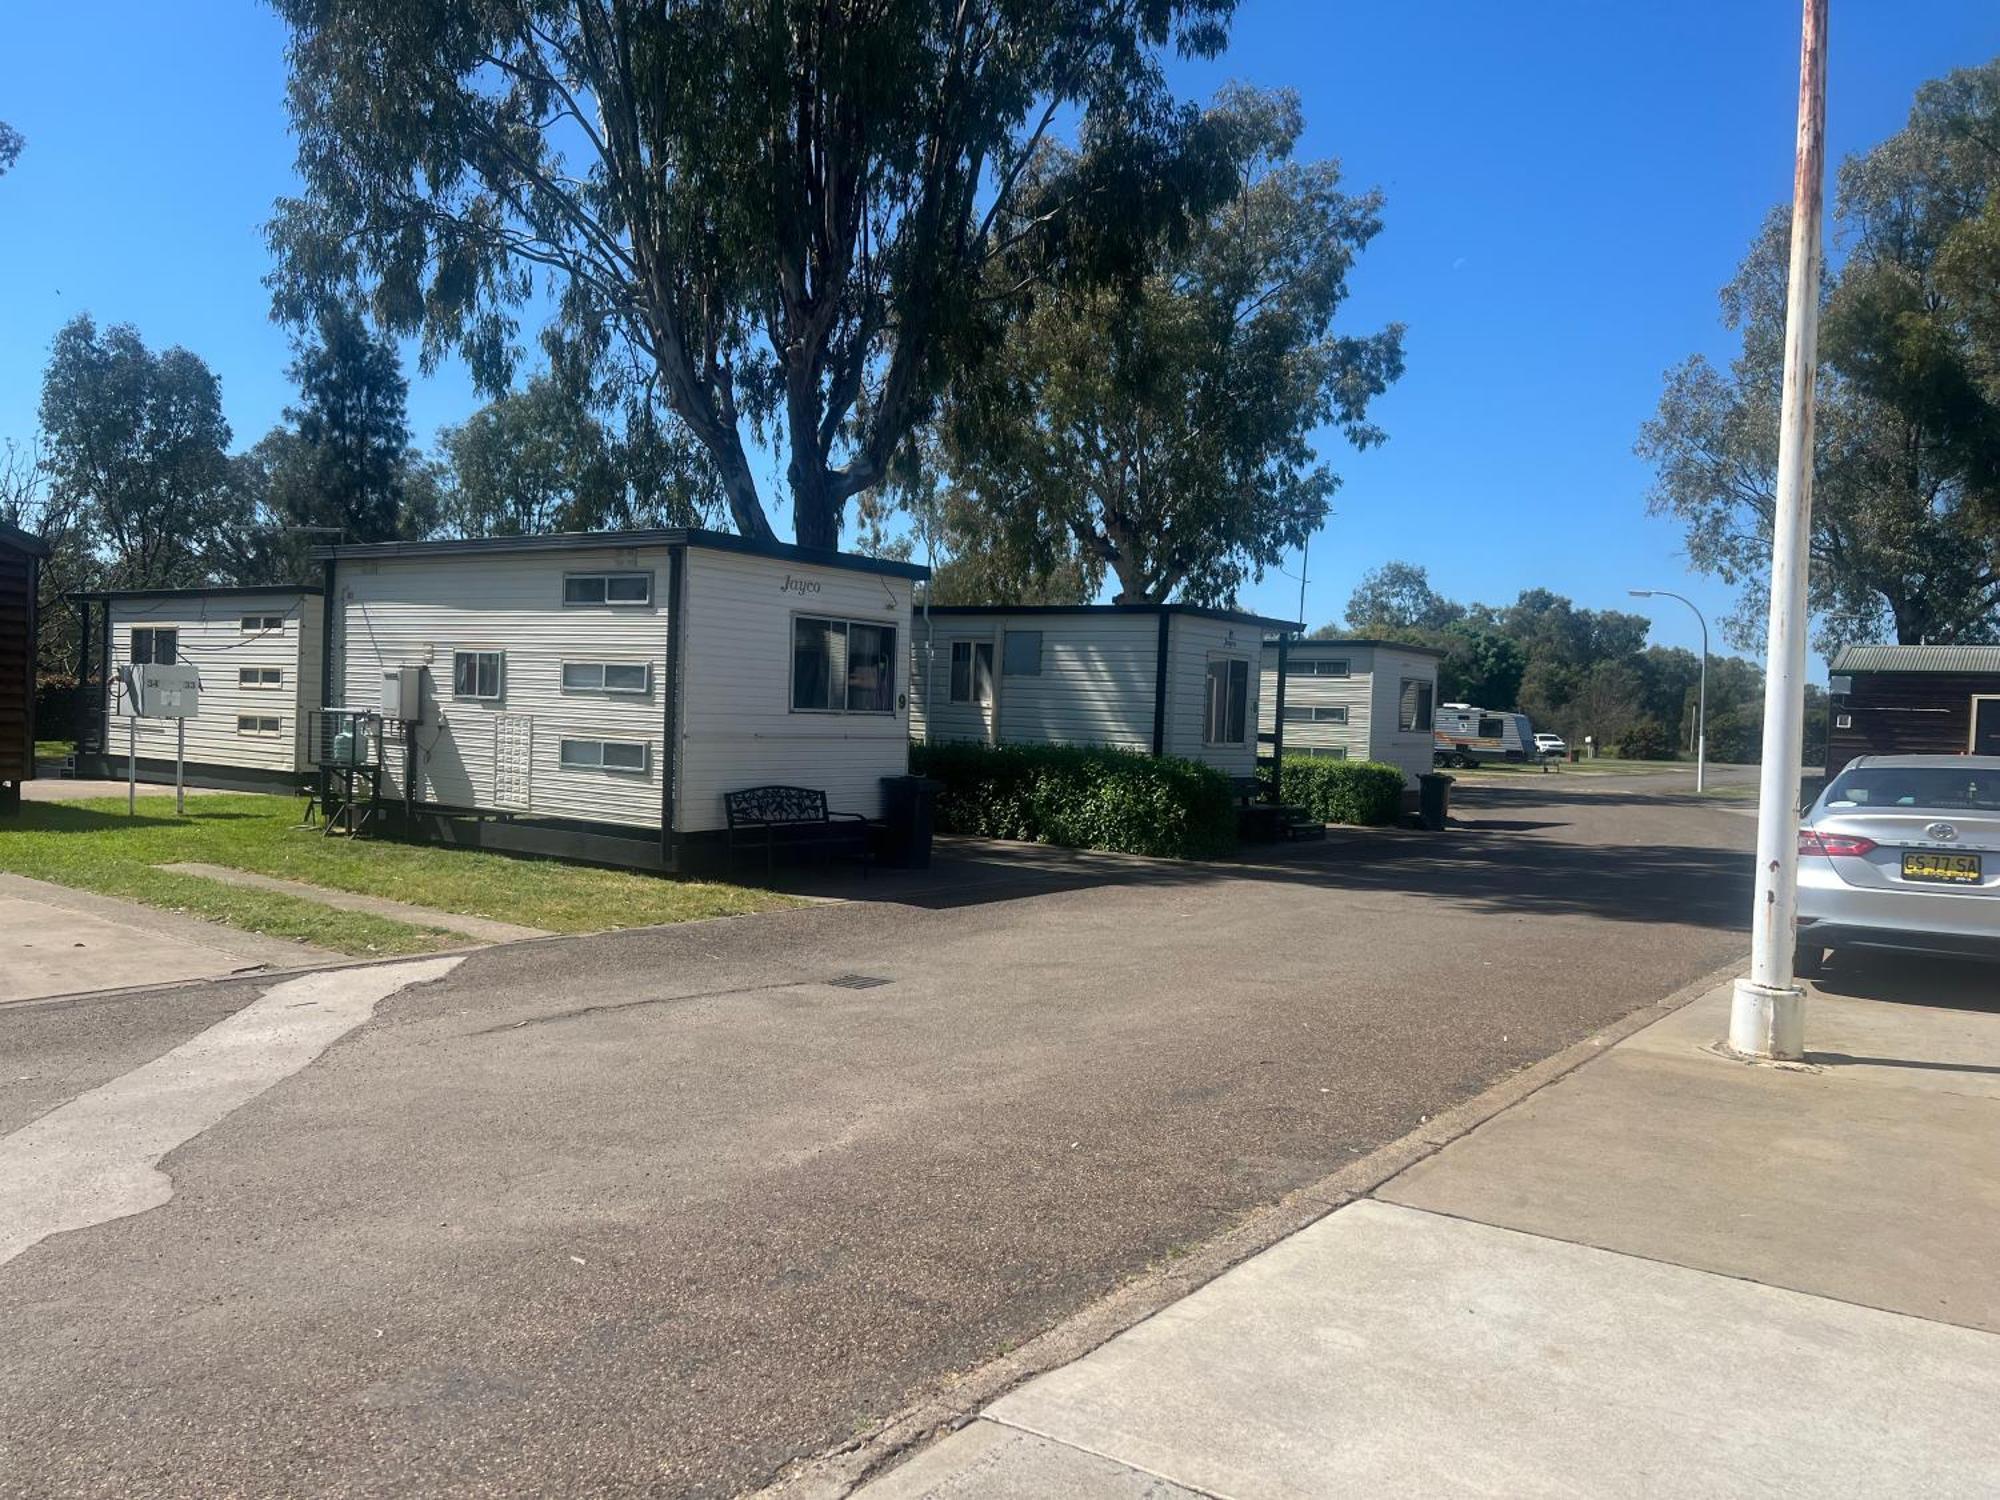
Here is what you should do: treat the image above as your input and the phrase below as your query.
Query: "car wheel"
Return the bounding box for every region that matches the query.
[1793,940,1825,979]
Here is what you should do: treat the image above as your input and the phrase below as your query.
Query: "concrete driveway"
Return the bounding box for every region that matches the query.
[0,873,336,1003]
[2,776,1769,1497]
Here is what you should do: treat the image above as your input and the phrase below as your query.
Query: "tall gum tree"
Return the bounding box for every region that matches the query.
[266,0,1239,551]
[925,85,1403,605]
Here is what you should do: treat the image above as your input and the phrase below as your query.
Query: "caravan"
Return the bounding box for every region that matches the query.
[1433,703,1538,768]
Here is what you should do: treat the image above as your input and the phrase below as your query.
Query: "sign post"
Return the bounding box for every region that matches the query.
[120,661,201,816]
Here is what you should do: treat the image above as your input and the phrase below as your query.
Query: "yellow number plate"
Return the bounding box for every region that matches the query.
[1902,851,1982,884]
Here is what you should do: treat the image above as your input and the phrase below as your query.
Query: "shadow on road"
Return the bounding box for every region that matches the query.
[785,812,1752,932]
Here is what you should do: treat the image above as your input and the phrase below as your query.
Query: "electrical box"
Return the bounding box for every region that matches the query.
[121,662,201,719]
[380,666,426,723]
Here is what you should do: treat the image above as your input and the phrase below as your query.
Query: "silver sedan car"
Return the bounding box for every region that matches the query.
[1795,755,2000,976]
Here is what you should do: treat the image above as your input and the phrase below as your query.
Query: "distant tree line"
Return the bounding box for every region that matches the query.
[0,310,722,681]
[1336,561,1826,764]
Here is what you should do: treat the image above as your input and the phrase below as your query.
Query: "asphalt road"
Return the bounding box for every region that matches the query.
[1,775,1797,1497]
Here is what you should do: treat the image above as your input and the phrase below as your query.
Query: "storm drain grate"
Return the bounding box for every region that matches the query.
[824,973,892,990]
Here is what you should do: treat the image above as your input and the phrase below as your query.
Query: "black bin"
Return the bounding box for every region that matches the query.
[1418,772,1453,831]
[878,775,942,869]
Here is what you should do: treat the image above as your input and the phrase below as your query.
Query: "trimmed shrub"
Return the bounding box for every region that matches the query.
[1268,757,1406,826]
[1614,718,1675,761]
[911,741,1237,859]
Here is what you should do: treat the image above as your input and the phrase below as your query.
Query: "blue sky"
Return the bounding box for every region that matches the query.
[2,1,1996,663]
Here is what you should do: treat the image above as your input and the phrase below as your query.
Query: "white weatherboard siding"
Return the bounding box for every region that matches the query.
[911,612,1159,753]
[1000,616,1156,751]
[909,618,1000,746]
[1371,649,1440,786]
[334,546,671,830]
[675,548,914,833]
[106,592,320,774]
[1164,615,1261,778]
[1261,645,1374,763]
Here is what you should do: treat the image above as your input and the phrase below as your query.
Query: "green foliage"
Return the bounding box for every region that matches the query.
[268,0,1239,549]
[916,85,1403,605]
[1613,719,1673,761]
[1640,59,2000,651]
[911,741,1237,858]
[0,121,22,178]
[1343,561,1462,633]
[1270,757,1405,826]
[439,376,722,538]
[38,315,246,590]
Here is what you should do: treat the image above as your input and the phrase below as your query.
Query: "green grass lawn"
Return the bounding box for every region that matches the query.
[34,740,73,761]
[0,794,799,956]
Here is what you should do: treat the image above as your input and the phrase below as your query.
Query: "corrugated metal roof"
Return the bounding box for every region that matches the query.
[1830,644,2000,675]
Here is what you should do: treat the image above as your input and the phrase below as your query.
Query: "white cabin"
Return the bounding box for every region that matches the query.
[1259,638,1443,787]
[76,586,326,789]
[910,604,1301,781]
[322,529,925,866]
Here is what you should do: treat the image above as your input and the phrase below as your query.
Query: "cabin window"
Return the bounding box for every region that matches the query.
[236,714,282,737]
[453,650,505,700]
[559,738,649,772]
[1281,704,1348,724]
[793,616,898,714]
[561,661,651,695]
[563,572,652,607]
[1204,658,1250,744]
[1400,680,1436,733]
[1002,631,1043,676]
[948,640,995,705]
[1294,658,1350,677]
[1298,745,1349,759]
[130,627,177,665]
[239,667,284,690]
[240,614,286,633]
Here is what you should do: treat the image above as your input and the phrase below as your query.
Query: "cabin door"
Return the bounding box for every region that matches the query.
[1972,696,2000,755]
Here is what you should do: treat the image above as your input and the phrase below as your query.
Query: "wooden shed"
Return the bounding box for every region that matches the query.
[0,521,50,812]
[1825,643,2000,776]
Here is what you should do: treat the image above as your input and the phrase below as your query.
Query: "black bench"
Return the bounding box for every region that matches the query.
[723,785,875,880]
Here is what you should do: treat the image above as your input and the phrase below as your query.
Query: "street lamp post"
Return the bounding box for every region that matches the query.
[1630,589,1707,794]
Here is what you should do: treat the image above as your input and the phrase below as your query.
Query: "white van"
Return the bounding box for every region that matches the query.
[1434,703,1538,768]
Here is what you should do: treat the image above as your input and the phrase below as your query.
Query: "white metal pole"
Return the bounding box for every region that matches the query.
[176,718,185,817]
[128,711,136,818]
[1733,0,1827,1062]
[1695,612,1708,796]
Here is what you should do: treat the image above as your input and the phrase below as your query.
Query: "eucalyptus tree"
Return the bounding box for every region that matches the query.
[267,0,1239,551]
[1640,60,2000,650]
[930,85,1403,604]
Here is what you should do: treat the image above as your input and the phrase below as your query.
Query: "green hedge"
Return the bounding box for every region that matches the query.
[911,741,1238,859]
[1265,757,1408,826]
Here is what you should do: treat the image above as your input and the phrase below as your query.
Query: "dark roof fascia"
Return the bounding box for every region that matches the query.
[1269,635,1450,661]
[313,527,930,582]
[0,521,50,557]
[67,583,323,603]
[923,602,1304,633]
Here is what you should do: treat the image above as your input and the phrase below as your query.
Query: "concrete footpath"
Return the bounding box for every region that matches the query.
[862,974,2000,1498]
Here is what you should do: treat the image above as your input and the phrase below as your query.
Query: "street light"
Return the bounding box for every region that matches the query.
[1630,589,1707,794]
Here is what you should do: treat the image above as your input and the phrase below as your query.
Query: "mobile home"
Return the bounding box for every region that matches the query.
[910,603,1302,780]
[320,529,925,868]
[1826,643,2000,775]
[1,522,48,812]
[73,585,325,790]
[1258,638,1443,787]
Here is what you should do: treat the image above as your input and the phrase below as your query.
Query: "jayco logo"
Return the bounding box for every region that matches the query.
[780,574,822,596]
